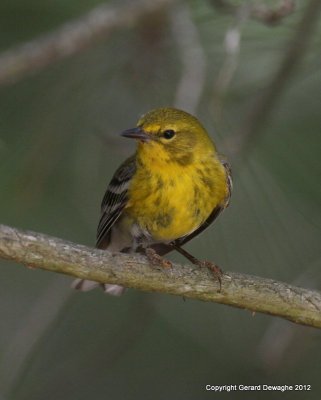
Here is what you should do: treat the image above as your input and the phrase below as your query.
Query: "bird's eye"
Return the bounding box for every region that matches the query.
[163,129,175,139]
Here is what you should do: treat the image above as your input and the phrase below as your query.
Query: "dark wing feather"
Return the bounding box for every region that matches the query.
[96,155,136,249]
[151,159,232,256]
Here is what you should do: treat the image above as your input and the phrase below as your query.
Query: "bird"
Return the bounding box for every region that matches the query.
[72,107,232,295]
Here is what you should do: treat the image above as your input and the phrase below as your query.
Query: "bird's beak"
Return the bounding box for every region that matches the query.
[121,127,151,142]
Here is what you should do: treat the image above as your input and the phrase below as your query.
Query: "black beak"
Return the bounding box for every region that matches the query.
[121,127,151,142]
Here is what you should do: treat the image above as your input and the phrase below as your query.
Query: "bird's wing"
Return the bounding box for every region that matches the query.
[151,159,232,256]
[96,155,136,249]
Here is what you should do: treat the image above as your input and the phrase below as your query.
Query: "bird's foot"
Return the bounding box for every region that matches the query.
[170,244,222,291]
[145,248,172,269]
[196,260,223,292]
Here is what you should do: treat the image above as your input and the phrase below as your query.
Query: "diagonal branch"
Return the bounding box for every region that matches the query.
[234,0,321,155]
[0,0,175,86]
[210,0,295,26]
[0,223,320,329]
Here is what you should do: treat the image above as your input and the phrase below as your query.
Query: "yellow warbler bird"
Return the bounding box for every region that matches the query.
[72,108,232,295]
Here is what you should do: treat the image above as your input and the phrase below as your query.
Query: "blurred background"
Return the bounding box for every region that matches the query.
[0,0,320,399]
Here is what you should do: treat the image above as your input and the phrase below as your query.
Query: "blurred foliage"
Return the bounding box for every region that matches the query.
[0,0,320,399]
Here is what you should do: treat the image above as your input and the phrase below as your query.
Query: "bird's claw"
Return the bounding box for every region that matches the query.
[196,260,223,292]
[145,248,172,269]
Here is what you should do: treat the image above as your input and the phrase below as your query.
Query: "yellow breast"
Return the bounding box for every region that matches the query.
[125,156,228,241]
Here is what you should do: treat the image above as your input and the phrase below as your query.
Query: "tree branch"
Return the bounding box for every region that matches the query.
[0,0,175,86]
[210,0,295,26]
[0,224,320,328]
[233,0,321,156]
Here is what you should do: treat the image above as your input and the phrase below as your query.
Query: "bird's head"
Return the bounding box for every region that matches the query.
[121,108,217,166]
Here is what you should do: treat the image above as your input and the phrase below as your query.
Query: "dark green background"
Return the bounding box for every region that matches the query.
[0,1,320,399]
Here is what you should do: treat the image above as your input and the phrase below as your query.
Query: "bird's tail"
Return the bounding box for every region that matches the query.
[71,231,130,296]
[71,278,125,296]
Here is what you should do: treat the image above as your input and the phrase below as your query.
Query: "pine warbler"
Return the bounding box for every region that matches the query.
[72,108,232,295]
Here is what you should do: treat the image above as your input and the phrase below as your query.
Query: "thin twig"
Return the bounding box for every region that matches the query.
[231,0,321,156]
[0,224,321,329]
[212,3,249,120]
[0,0,176,86]
[210,0,295,26]
[171,3,207,114]
[0,278,72,396]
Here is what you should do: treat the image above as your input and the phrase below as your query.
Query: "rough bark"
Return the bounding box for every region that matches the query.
[0,224,320,329]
